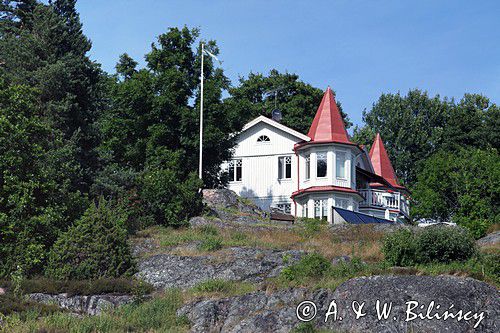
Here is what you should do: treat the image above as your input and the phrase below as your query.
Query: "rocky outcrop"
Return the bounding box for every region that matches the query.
[136,247,304,289]
[478,231,500,247]
[28,293,136,315]
[199,189,274,226]
[178,275,499,333]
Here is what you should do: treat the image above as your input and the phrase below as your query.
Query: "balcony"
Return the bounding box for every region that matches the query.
[359,189,409,216]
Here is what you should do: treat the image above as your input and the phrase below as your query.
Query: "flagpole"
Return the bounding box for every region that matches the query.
[199,43,204,180]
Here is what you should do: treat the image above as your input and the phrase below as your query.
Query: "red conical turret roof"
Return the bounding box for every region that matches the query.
[369,133,405,190]
[307,87,351,144]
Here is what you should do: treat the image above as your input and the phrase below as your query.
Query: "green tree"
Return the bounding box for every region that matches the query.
[412,148,499,238]
[225,70,352,134]
[0,0,104,192]
[352,90,451,185]
[0,81,86,277]
[95,27,235,225]
[46,198,135,280]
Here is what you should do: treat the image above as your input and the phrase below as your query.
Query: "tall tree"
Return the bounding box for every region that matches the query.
[352,90,452,185]
[0,0,103,192]
[225,70,352,134]
[0,81,86,276]
[95,27,239,226]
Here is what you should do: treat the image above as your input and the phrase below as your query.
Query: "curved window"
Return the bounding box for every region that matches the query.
[257,135,270,143]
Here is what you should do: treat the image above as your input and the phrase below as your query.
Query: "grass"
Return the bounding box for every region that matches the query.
[138,223,385,262]
[189,279,256,299]
[0,278,153,297]
[1,289,189,333]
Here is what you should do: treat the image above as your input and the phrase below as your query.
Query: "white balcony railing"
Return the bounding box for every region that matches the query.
[359,189,409,216]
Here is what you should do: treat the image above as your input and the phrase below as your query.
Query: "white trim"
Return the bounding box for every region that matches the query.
[242,116,311,142]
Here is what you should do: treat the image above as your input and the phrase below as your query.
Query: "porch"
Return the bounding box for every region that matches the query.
[359,189,409,216]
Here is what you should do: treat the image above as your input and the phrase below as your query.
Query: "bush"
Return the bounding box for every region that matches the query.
[298,217,327,235]
[382,229,417,266]
[197,237,223,252]
[0,278,153,297]
[383,227,476,266]
[45,198,135,280]
[281,253,331,281]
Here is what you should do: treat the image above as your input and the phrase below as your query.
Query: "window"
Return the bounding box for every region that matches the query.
[277,203,291,214]
[278,156,292,180]
[335,197,349,209]
[336,151,346,178]
[228,159,242,182]
[257,135,270,143]
[305,155,310,180]
[303,203,308,218]
[314,199,328,220]
[316,152,327,178]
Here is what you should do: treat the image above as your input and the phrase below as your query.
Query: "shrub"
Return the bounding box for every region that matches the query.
[298,217,327,235]
[197,237,223,252]
[383,227,476,266]
[198,225,219,236]
[281,253,331,281]
[382,229,418,266]
[45,198,135,280]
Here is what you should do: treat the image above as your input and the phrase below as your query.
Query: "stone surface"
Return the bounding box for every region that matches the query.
[178,275,499,333]
[28,293,136,315]
[477,231,500,247]
[135,246,304,289]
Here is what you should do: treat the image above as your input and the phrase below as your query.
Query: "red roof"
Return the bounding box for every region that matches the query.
[307,87,352,144]
[369,133,406,190]
[291,185,362,198]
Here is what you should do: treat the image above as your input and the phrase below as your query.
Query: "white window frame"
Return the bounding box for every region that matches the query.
[303,203,308,218]
[277,203,291,214]
[228,159,242,182]
[335,196,349,209]
[305,155,310,180]
[335,150,347,179]
[256,135,271,144]
[278,155,292,180]
[316,151,328,178]
[314,199,328,220]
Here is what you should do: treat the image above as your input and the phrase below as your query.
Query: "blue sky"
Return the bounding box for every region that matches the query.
[76,0,500,128]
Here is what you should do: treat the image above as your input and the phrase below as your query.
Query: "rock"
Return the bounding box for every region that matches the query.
[201,189,270,225]
[135,247,304,289]
[28,293,136,315]
[178,275,499,333]
[477,231,500,247]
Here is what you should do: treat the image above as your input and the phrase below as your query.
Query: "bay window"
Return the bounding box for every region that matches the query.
[336,151,346,178]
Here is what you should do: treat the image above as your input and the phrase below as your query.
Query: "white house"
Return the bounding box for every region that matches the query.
[223,87,410,224]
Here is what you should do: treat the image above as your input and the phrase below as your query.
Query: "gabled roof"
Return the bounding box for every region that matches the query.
[241,115,311,142]
[369,133,406,190]
[306,87,352,144]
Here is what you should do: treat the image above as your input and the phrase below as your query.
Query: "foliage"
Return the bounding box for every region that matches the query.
[0,82,86,277]
[353,90,499,186]
[225,69,352,134]
[0,293,60,317]
[281,253,332,281]
[383,227,477,266]
[197,236,223,252]
[0,277,153,297]
[412,148,499,238]
[193,279,230,293]
[0,0,104,192]
[45,198,135,280]
[1,289,189,333]
[298,217,328,235]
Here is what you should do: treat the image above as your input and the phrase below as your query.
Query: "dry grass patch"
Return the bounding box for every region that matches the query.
[136,223,386,262]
